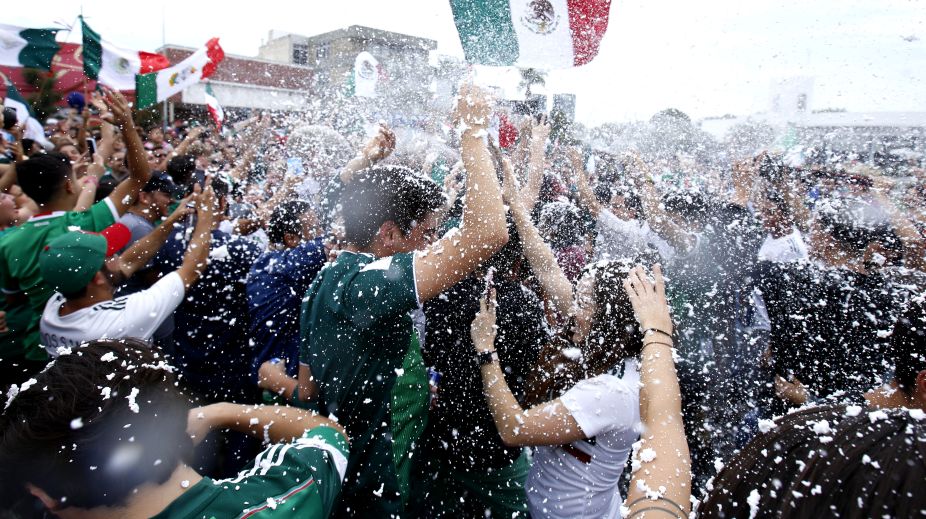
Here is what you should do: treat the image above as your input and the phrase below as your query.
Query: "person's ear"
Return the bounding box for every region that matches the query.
[92,270,109,287]
[377,221,401,247]
[26,484,61,512]
[64,175,76,195]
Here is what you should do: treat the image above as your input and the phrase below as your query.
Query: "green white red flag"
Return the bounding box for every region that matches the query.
[204,82,224,130]
[135,38,224,110]
[0,24,60,71]
[448,0,611,68]
[3,82,52,149]
[80,16,169,90]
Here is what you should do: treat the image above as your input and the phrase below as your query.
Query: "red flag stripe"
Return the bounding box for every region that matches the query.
[138,51,170,74]
[567,0,612,67]
[201,38,224,79]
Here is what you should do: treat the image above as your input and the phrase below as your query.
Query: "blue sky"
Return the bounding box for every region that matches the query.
[8,0,926,124]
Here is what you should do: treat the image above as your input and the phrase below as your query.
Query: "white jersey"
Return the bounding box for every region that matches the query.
[40,272,185,356]
[595,209,675,262]
[527,359,642,519]
[758,227,809,263]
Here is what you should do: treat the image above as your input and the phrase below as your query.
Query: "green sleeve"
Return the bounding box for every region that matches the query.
[342,252,419,325]
[67,198,119,231]
[298,425,349,516]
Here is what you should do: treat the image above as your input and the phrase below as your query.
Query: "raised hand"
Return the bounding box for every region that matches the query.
[500,157,523,209]
[623,264,673,335]
[470,288,498,353]
[361,123,396,164]
[531,116,551,146]
[100,87,134,129]
[454,84,493,132]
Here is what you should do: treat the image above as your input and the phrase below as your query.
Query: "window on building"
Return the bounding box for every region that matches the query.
[292,44,308,65]
[316,43,329,61]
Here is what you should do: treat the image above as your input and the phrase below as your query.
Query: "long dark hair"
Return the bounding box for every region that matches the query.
[525,259,645,406]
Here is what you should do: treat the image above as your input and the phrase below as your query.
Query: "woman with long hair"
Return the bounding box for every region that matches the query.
[468,157,677,518]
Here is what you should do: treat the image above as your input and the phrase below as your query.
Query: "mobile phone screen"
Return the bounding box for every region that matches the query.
[86,137,97,155]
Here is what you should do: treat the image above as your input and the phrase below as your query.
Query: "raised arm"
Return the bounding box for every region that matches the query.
[871,176,926,271]
[0,163,16,193]
[116,196,194,279]
[503,156,574,317]
[521,118,550,213]
[413,85,509,302]
[622,264,691,518]
[339,123,396,185]
[187,403,347,445]
[627,155,695,253]
[90,94,116,163]
[173,126,204,157]
[176,186,216,288]
[569,146,601,217]
[471,289,587,447]
[105,88,152,216]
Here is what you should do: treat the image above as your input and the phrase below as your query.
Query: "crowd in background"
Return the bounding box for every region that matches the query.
[0,83,923,519]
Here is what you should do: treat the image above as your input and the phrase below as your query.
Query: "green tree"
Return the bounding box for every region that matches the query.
[518,67,546,98]
[21,68,61,121]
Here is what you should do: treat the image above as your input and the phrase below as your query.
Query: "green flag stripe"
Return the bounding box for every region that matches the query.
[80,17,103,80]
[135,73,158,110]
[16,29,60,71]
[5,83,36,118]
[449,0,519,66]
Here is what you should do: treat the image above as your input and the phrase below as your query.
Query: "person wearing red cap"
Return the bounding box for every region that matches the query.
[0,88,152,381]
[37,187,218,357]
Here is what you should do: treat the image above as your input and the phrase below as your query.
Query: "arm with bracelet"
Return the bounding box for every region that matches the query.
[621,264,691,519]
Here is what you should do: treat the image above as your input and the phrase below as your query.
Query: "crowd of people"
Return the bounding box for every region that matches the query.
[0,81,923,519]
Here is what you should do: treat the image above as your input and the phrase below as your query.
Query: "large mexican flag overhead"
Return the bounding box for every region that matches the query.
[135,38,224,110]
[80,16,169,90]
[0,24,60,71]
[449,0,611,68]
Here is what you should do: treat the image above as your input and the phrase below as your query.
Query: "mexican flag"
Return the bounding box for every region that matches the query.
[3,82,52,149]
[135,38,224,110]
[80,16,170,90]
[449,0,612,68]
[353,52,379,98]
[204,82,224,130]
[0,24,60,71]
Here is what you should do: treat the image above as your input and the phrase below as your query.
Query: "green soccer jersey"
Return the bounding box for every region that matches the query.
[300,251,430,518]
[152,426,348,519]
[0,198,118,360]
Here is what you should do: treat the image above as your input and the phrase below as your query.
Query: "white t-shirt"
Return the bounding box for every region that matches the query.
[595,209,675,262]
[757,227,809,263]
[40,272,186,356]
[527,359,642,519]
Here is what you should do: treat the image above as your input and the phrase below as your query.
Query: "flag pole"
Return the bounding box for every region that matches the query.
[161,5,168,132]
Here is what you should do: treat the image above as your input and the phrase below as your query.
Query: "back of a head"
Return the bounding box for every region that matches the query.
[698,404,926,519]
[538,200,585,249]
[340,165,443,248]
[15,152,72,205]
[586,258,648,359]
[268,199,312,244]
[167,154,197,188]
[0,339,191,510]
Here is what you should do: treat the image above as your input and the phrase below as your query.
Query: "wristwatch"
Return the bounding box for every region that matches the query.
[478,350,498,366]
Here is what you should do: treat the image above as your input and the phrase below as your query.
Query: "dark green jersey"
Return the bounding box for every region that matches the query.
[151,426,348,519]
[0,199,118,360]
[300,251,430,517]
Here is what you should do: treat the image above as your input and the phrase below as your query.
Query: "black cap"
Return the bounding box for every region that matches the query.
[142,173,182,197]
